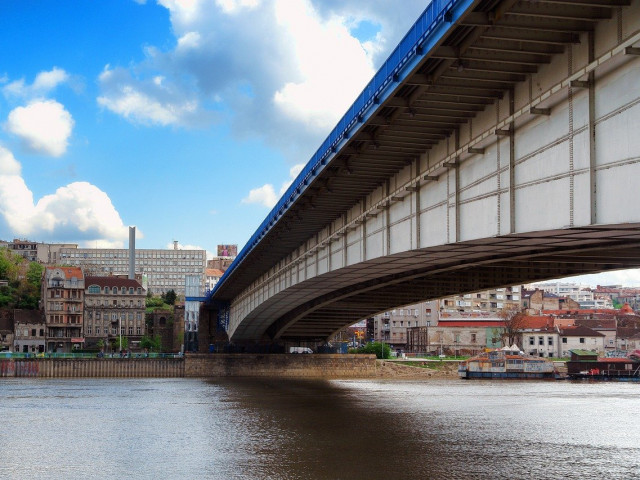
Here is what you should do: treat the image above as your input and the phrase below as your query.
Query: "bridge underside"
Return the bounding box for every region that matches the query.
[230,224,640,342]
[211,0,640,344]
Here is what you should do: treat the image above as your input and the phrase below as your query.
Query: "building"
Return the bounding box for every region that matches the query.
[205,268,225,293]
[146,308,184,353]
[522,289,580,313]
[370,301,438,351]
[0,311,14,352]
[527,281,594,304]
[558,326,605,357]
[42,266,85,353]
[0,238,78,264]
[83,276,146,352]
[58,246,206,296]
[13,309,46,354]
[440,286,522,313]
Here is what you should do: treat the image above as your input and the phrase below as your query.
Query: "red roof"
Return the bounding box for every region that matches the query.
[519,316,554,329]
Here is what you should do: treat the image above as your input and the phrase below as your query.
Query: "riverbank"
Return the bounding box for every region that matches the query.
[375,359,460,379]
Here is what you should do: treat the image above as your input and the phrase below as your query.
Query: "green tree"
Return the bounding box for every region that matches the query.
[162,289,177,305]
[116,336,129,351]
[140,334,162,352]
[356,341,390,359]
[26,262,43,288]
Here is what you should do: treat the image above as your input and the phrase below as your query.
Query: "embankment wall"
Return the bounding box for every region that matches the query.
[0,354,377,378]
[185,353,377,378]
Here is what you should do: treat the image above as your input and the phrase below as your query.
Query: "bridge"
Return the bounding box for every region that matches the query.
[206,0,640,345]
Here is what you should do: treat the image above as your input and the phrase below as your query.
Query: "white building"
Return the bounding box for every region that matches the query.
[559,326,605,357]
[528,281,594,304]
[59,247,206,296]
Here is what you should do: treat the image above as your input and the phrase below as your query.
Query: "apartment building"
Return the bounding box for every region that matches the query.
[0,239,77,263]
[83,276,146,352]
[58,247,206,296]
[42,267,85,353]
[13,309,46,354]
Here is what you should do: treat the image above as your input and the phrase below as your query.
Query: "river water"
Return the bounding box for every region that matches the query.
[1,378,638,479]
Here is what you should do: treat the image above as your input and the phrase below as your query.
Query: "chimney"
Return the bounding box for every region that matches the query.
[128,226,135,280]
[173,240,178,250]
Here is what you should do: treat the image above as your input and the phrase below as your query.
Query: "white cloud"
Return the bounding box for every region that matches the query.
[242,163,304,208]
[2,67,70,99]
[97,65,201,126]
[242,184,277,208]
[272,0,375,131]
[216,0,261,14]
[0,145,133,247]
[6,100,74,157]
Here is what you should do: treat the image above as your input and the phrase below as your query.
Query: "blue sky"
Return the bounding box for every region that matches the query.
[0,0,638,287]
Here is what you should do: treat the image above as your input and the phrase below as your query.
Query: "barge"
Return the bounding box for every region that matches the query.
[458,346,557,379]
[566,350,640,382]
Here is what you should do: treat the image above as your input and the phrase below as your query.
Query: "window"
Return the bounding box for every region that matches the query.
[529,336,535,346]
[88,285,100,294]
[136,327,141,335]
[31,329,36,336]
[471,333,477,343]
[112,287,117,294]
[87,326,92,334]
[579,338,585,344]
[548,337,553,346]
[95,327,100,335]
[538,336,544,346]
[562,338,567,344]
[128,327,133,335]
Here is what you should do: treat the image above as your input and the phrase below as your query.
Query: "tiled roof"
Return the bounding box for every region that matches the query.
[206,268,224,277]
[46,266,83,278]
[519,316,554,329]
[560,326,604,337]
[14,309,45,325]
[85,276,143,289]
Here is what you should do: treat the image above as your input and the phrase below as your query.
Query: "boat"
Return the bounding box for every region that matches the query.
[566,350,640,382]
[458,345,558,379]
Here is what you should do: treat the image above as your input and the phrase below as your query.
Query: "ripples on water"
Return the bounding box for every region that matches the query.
[1,378,638,479]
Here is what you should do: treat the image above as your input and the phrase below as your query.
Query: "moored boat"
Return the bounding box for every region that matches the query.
[458,345,558,379]
[566,350,640,381]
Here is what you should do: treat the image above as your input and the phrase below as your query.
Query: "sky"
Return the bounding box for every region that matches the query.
[0,0,638,288]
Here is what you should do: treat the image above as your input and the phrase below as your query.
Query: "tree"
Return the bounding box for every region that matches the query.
[116,336,129,351]
[162,289,177,305]
[499,306,528,347]
[140,334,162,352]
[356,341,391,359]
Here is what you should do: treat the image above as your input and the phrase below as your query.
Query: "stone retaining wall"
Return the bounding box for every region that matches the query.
[0,354,377,378]
[184,353,377,378]
[0,358,185,378]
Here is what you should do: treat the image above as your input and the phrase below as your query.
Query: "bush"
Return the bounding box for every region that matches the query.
[355,342,390,359]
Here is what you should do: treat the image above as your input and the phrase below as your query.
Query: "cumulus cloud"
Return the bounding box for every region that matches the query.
[2,67,71,99]
[272,1,375,131]
[0,145,133,247]
[97,0,427,160]
[242,163,304,208]
[6,100,74,156]
[97,65,202,127]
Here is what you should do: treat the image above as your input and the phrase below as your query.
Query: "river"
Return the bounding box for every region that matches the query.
[1,378,638,479]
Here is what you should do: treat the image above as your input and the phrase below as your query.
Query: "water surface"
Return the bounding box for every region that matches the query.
[1,378,637,479]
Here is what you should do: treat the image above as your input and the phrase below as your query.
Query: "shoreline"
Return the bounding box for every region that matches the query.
[375,359,460,379]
